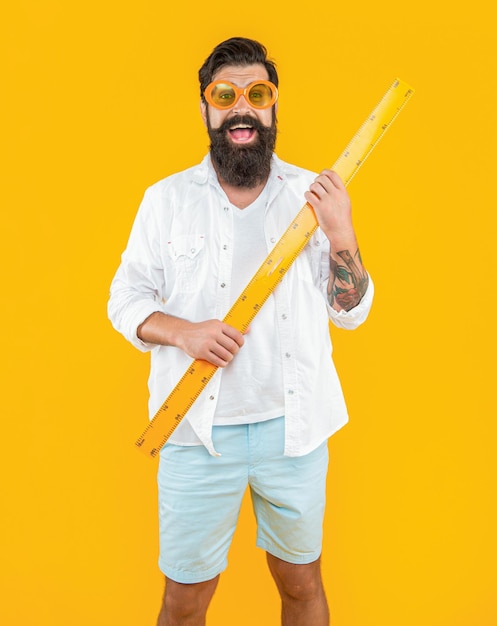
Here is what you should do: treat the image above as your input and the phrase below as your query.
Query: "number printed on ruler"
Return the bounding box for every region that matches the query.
[135,78,415,458]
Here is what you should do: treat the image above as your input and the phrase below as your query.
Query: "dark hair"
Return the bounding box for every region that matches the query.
[198,37,278,101]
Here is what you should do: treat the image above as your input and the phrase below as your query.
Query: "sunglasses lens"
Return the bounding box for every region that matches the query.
[209,83,237,108]
[248,83,275,108]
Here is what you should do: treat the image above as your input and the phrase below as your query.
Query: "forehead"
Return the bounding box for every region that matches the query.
[211,63,269,86]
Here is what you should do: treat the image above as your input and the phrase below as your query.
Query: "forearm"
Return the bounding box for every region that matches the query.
[137,311,187,347]
[327,232,369,312]
[303,168,372,312]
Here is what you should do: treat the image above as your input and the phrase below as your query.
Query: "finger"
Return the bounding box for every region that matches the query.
[316,170,334,189]
[208,345,235,366]
[221,324,245,348]
[313,170,340,194]
[209,347,233,367]
[309,169,337,198]
[325,169,346,190]
[307,180,326,201]
[216,336,241,358]
[304,189,320,208]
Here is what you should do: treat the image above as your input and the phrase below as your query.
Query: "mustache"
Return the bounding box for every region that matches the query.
[215,114,272,134]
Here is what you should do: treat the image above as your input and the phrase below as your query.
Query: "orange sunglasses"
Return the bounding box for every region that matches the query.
[203,80,278,110]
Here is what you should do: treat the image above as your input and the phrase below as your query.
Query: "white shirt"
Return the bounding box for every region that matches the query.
[108,154,374,457]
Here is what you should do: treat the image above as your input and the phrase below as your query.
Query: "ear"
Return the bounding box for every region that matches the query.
[200,100,207,127]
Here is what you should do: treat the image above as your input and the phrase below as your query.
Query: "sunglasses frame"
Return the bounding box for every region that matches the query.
[203,79,278,110]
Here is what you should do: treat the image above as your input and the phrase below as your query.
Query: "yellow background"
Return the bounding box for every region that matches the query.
[2,1,496,624]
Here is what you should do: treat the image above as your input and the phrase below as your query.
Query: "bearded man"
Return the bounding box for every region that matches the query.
[108,37,373,626]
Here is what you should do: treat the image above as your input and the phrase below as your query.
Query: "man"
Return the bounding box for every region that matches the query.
[108,37,373,626]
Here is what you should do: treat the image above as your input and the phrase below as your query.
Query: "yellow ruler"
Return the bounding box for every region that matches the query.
[135,77,414,458]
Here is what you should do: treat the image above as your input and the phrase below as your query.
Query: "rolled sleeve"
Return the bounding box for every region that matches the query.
[108,288,163,352]
[107,187,166,352]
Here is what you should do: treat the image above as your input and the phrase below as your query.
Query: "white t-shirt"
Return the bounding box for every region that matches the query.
[214,186,285,424]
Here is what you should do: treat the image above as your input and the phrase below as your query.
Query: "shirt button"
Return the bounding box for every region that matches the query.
[220,283,226,288]
[223,245,228,250]
[288,389,294,395]
[270,237,276,243]
[190,248,196,253]
[224,206,229,212]
[209,395,215,400]
[281,314,287,320]
[285,353,291,358]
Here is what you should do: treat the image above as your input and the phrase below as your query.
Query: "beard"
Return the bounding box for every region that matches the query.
[207,112,277,189]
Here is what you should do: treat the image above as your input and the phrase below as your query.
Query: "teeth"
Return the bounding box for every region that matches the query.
[230,124,252,130]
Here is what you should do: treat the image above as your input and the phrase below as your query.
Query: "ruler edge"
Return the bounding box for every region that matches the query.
[135,77,415,458]
[135,359,218,456]
[336,77,415,186]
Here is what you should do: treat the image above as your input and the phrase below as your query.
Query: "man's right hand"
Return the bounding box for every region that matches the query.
[137,312,244,367]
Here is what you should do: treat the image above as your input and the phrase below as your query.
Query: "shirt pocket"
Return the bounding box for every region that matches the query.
[166,234,205,293]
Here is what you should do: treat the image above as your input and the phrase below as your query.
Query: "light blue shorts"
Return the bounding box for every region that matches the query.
[157,416,329,584]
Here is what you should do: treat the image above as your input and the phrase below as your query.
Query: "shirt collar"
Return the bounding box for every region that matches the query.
[191,153,298,189]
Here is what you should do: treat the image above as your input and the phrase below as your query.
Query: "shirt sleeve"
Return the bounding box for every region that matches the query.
[107,187,166,352]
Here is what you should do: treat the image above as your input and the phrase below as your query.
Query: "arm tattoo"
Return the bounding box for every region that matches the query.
[328,248,369,311]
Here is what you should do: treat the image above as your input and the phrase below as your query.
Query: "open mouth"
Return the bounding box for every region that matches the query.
[228,123,256,143]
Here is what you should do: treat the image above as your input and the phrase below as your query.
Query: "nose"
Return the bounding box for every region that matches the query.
[232,92,252,114]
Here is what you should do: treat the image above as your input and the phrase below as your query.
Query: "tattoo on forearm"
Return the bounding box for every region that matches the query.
[328,248,369,311]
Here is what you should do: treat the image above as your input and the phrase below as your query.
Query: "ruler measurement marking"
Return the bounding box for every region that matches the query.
[134,78,414,458]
